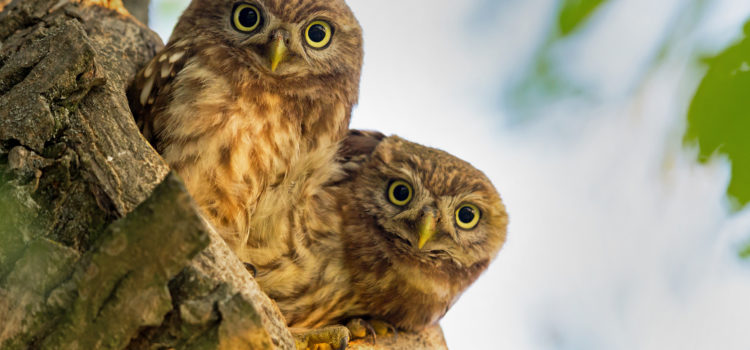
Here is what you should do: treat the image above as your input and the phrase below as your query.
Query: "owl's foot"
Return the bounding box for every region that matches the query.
[292,325,350,350]
[346,318,397,343]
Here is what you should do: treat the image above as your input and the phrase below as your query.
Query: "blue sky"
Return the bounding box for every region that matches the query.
[149,1,750,348]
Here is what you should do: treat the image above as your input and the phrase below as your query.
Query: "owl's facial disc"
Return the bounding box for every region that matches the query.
[386,179,442,250]
[226,2,354,79]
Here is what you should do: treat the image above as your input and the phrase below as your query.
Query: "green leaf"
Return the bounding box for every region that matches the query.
[740,242,750,260]
[558,0,608,36]
[685,32,750,211]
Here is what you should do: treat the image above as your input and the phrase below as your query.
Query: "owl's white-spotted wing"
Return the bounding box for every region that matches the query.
[128,40,192,145]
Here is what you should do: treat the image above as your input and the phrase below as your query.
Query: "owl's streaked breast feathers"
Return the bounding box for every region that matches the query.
[127,0,363,255]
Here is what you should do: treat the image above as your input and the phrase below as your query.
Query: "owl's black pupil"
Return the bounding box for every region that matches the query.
[458,207,475,223]
[239,8,258,28]
[308,24,327,42]
[393,185,410,202]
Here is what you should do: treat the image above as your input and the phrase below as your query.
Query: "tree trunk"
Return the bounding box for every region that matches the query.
[0,0,448,348]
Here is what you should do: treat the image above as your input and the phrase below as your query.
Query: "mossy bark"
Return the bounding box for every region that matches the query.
[0,0,294,348]
[0,0,448,349]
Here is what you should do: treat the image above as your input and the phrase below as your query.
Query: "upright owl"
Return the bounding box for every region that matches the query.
[246,130,508,333]
[127,0,363,254]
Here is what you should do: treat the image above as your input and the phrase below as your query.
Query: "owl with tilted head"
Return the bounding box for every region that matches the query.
[127,0,363,254]
[335,131,508,330]
[248,130,508,338]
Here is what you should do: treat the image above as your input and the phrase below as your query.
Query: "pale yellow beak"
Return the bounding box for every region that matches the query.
[418,213,437,249]
[268,36,288,72]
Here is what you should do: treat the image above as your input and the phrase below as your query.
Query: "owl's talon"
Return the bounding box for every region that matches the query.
[292,325,349,350]
[369,319,397,337]
[346,318,375,343]
[345,318,396,344]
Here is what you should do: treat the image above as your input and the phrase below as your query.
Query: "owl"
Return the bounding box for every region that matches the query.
[246,130,508,336]
[127,0,363,254]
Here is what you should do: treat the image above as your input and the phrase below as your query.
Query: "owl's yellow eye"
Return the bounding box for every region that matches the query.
[232,3,262,33]
[387,180,413,206]
[455,204,480,230]
[305,20,333,48]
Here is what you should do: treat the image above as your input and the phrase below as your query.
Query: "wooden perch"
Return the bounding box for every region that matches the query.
[0,0,449,348]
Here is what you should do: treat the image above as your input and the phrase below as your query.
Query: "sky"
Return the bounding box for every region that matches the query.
[149,1,750,349]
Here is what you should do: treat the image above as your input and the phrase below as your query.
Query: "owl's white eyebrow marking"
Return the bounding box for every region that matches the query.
[169,51,185,63]
[140,75,155,106]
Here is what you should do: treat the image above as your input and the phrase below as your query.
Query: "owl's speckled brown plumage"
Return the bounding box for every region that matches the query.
[127,0,363,253]
[247,130,508,331]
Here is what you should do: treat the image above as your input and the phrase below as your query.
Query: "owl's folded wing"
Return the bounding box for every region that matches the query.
[127,40,192,146]
[338,128,384,163]
[326,129,386,185]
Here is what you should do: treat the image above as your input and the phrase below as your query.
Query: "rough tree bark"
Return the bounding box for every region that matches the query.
[122,0,149,24]
[0,0,449,349]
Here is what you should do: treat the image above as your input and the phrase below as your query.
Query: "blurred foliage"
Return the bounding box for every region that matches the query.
[504,0,611,121]
[155,0,184,15]
[558,0,608,36]
[506,0,705,122]
[505,50,587,123]
[741,243,750,260]
[685,25,750,211]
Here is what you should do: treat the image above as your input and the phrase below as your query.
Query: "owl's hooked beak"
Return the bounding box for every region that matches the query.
[418,212,437,249]
[268,33,288,72]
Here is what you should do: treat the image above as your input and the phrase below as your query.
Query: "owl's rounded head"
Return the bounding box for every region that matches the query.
[340,131,508,287]
[172,0,362,101]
